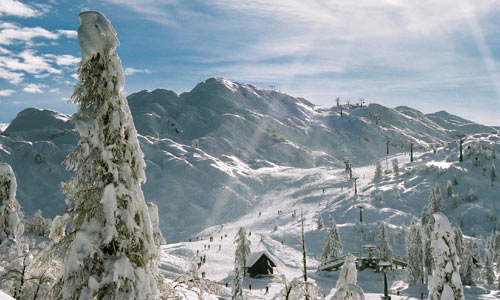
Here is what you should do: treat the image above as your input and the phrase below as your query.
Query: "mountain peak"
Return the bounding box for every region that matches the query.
[2,108,73,140]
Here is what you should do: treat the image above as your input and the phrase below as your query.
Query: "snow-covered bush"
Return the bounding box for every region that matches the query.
[272,273,324,300]
[174,266,221,300]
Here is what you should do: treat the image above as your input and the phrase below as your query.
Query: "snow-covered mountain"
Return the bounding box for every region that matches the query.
[0,77,498,244]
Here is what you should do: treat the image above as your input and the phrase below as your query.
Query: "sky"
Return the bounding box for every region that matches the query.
[1,0,500,126]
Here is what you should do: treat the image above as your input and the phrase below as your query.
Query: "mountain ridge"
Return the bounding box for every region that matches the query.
[0,77,497,242]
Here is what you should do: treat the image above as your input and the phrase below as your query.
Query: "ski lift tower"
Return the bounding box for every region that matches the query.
[457,133,466,162]
[353,176,359,195]
[356,204,364,222]
[378,261,392,300]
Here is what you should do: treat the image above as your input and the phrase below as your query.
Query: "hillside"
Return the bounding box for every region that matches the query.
[0,77,498,244]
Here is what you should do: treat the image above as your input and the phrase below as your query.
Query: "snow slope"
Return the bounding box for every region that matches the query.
[0,78,498,244]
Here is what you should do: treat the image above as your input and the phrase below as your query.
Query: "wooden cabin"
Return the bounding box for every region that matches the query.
[245,251,277,278]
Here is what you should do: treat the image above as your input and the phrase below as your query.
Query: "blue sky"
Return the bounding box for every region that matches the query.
[1,0,500,126]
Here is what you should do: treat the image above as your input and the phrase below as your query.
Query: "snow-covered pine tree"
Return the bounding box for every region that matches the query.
[234,227,251,276]
[57,11,159,299]
[406,220,424,285]
[147,202,166,249]
[460,242,475,286]
[470,241,480,262]
[23,210,51,237]
[466,188,477,202]
[0,163,23,243]
[374,159,382,180]
[317,214,324,230]
[451,193,460,208]
[454,227,464,258]
[423,224,433,278]
[428,213,464,300]
[392,158,399,175]
[376,223,393,262]
[335,254,358,289]
[446,180,453,197]
[231,268,244,300]
[491,162,496,185]
[320,216,342,264]
[479,251,495,284]
[421,204,432,227]
[430,183,444,213]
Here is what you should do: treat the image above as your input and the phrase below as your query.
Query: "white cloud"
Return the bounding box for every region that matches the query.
[71,73,78,80]
[0,0,40,18]
[0,89,15,96]
[57,30,77,39]
[0,50,61,75]
[23,83,46,94]
[54,54,80,66]
[0,46,10,54]
[0,67,23,84]
[0,22,59,45]
[49,87,60,93]
[124,67,150,76]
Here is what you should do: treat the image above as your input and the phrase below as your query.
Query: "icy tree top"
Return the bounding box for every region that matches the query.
[78,11,119,64]
[0,163,17,204]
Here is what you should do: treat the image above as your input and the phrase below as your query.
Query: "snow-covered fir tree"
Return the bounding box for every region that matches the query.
[470,241,481,262]
[232,268,244,300]
[234,227,251,276]
[374,159,382,180]
[320,216,342,264]
[423,224,433,278]
[428,213,464,300]
[317,214,324,230]
[406,221,424,285]
[446,180,453,197]
[23,210,51,237]
[392,158,399,175]
[332,254,365,300]
[491,162,496,185]
[454,227,464,261]
[335,254,358,289]
[147,202,166,249]
[465,188,477,202]
[451,193,460,208]
[421,204,432,227]
[376,223,393,262]
[460,242,475,286]
[479,251,495,284]
[56,11,160,299]
[0,163,23,242]
[430,183,444,213]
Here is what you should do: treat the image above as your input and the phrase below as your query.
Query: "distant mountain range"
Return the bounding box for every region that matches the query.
[0,77,496,241]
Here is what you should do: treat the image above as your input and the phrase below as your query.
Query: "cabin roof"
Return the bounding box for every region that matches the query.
[246,251,277,268]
